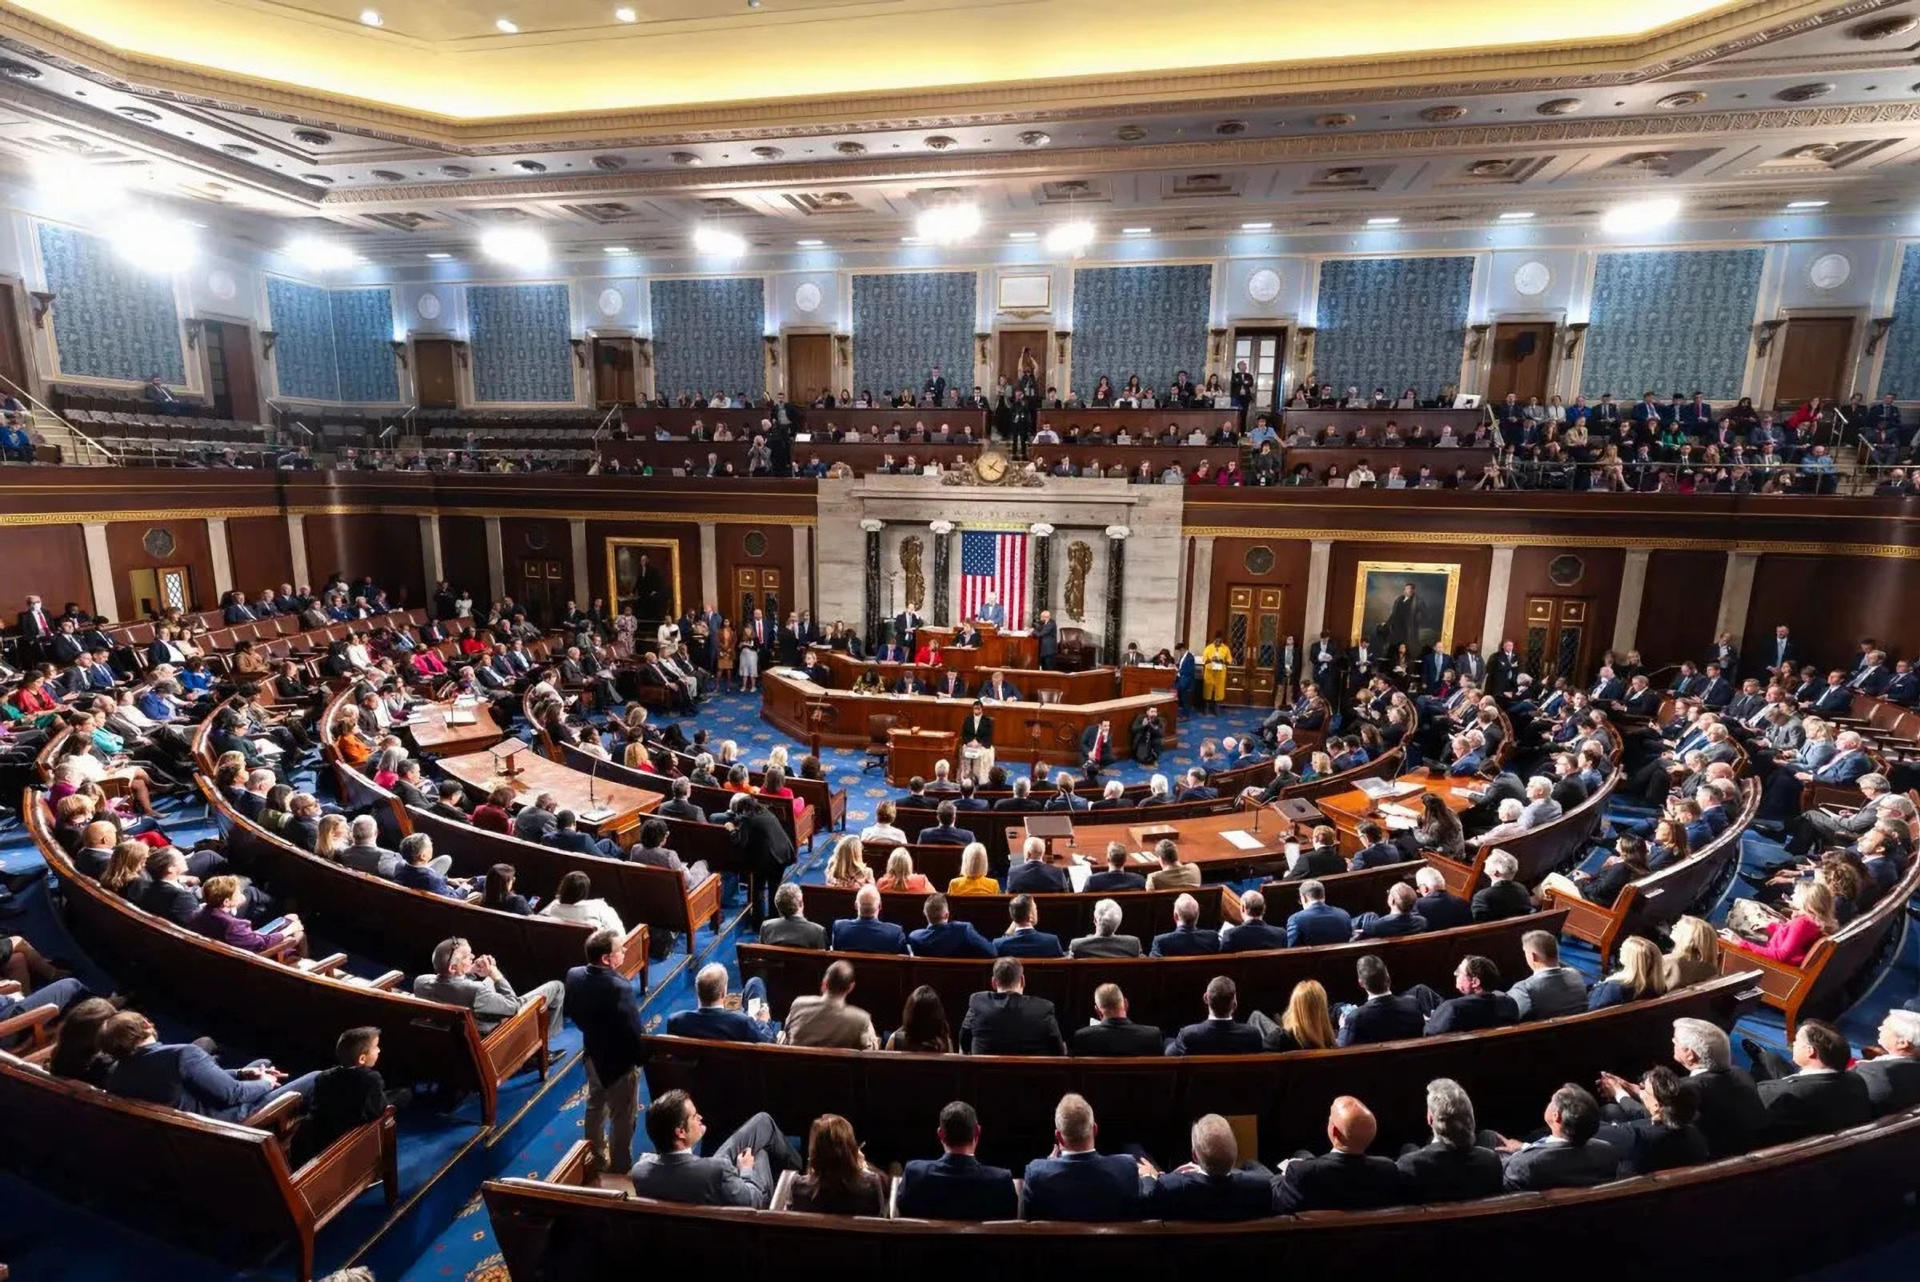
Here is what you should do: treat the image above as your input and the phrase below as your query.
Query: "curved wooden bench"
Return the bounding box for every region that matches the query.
[1425,769,1620,898]
[1545,778,1760,960]
[739,907,1569,1042]
[482,1103,1919,1281]
[563,743,813,851]
[644,969,1754,1166]
[0,1051,396,1282]
[794,883,1240,947]
[1256,858,1428,917]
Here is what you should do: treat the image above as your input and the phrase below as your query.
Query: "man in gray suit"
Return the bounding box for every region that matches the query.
[629,1088,802,1207]
[1518,776,1562,829]
[339,815,402,878]
[1068,899,1144,958]
[413,936,564,1033]
[512,792,560,843]
[1505,930,1589,1021]
[757,883,827,949]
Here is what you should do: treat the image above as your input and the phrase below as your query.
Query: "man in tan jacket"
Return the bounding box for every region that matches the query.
[777,959,879,1049]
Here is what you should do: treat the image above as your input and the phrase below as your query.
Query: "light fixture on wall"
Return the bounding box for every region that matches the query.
[283,235,362,272]
[692,225,747,257]
[1600,196,1680,234]
[1044,220,1095,257]
[495,16,520,33]
[479,226,549,267]
[915,199,981,245]
[358,8,383,25]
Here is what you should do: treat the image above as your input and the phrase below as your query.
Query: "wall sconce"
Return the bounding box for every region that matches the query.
[634,337,652,370]
[1209,326,1228,366]
[390,340,409,370]
[975,332,990,365]
[1868,316,1896,356]
[1562,322,1590,359]
[1467,323,1492,360]
[763,335,780,369]
[28,291,54,329]
[1054,329,1071,365]
[1754,319,1787,356]
[182,318,207,352]
[834,334,851,368]
[569,338,588,368]
[452,340,470,370]
[1295,326,1316,359]
[259,329,279,360]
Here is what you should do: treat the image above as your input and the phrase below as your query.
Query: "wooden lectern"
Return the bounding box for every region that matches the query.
[886,727,956,787]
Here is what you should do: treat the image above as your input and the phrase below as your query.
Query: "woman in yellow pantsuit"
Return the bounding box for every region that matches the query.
[1201,632,1233,713]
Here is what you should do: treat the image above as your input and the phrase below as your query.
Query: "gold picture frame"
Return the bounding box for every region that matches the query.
[605,537,683,625]
[1350,560,1461,658]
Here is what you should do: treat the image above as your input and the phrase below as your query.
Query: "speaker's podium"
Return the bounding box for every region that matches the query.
[886,727,956,787]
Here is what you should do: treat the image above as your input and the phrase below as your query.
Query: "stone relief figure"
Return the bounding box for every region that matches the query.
[900,536,926,611]
[1064,540,1093,622]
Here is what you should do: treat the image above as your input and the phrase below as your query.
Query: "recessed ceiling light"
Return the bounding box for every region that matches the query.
[1601,196,1681,233]
[1786,199,1829,209]
[603,245,632,254]
[1044,220,1096,255]
[614,6,637,20]
[1367,216,1401,226]
[1007,231,1038,240]
[479,226,548,266]
[283,235,362,272]
[495,17,519,33]
[1498,211,1535,221]
[916,201,981,244]
[693,225,746,257]
[359,8,383,26]
[795,238,824,247]
[426,252,452,259]
[1240,221,1272,231]
[1122,226,1152,234]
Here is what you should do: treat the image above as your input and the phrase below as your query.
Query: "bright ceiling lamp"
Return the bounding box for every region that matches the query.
[33,157,128,218]
[1044,219,1096,256]
[108,212,198,273]
[1601,196,1680,234]
[915,200,981,245]
[283,234,362,272]
[478,225,549,266]
[693,225,747,257]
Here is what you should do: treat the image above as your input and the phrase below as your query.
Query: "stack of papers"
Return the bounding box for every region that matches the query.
[1219,829,1265,851]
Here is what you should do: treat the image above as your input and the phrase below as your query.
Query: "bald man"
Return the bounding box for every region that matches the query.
[1271,1095,1408,1211]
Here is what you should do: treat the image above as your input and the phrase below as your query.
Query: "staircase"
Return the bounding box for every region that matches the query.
[26,410,115,466]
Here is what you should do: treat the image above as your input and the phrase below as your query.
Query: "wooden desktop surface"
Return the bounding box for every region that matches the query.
[1006,806,1306,882]
[437,747,658,836]
[403,700,506,755]
[1314,768,1476,852]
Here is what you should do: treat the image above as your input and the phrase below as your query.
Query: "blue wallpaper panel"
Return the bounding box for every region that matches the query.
[266,277,337,401]
[1312,256,1473,398]
[1581,249,1763,401]
[469,283,574,404]
[37,222,185,384]
[330,287,399,403]
[651,277,766,402]
[1070,264,1211,399]
[1876,245,1920,398]
[851,271,976,400]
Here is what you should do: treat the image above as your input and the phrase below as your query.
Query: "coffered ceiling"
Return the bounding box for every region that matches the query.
[0,0,1917,261]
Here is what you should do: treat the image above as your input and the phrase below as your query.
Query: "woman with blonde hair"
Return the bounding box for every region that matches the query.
[1662,916,1720,989]
[1723,878,1837,967]
[825,835,872,889]
[1588,936,1668,1009]
[947,843,998,895]
[878,848,931,894]
[1258,978,1336,1052]
[313,812,350,860]
[765,744,790,772]
[99,840,152,902]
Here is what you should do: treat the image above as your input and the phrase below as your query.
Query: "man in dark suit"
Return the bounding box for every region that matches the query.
[1006,839,1071,894]
[1413,867,1473,931]
[1089,780,1135,812]
[961,957,1065,1054]
[1077,719,1114,782]
[1285,879,1353,946]
[996,894,1065,957]
[893,607,923,652]
[958,701,992,776]
[1149,894,1220,957]
[1397,1078,1505,1202]
[896,1102,1019,1220]
[566,928,652,1172]
[909,894,996,958]
[1746,1020,1875,1143]
[1022,1093,1149,1220]
[1166,976,1265,1055]
[1221,890,1286,953]
[829,885,908,954]
[101,1011,319,1122]
[1070,983,1164,1056]
[1083,841,1146,892]
[1272,1096,1408,1212]
[727,795,796,929]
[541,810,622,859]
[1469,851,1534,922]
[1492,1084,1621,1191]
[1422,955,1519,1034]
[664,962,779,1043]
[1144,1113,1276,1221]
[629,1089,802,1207]
[1599,1018,1766,1158]
[1282,827,1346,880]
[1034,610,1059,670]
[758,883,827,949]
[1353,882,1430,940]
[1762,624,1799,676]
[978,670,1020,702]
[1337,954,1436,1046]
[1347,821,1402,871]
[916,801,976,846]
[1859,1010,1920,1116]
[15,594,53,658]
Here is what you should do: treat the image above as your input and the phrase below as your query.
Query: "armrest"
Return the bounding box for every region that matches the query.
[0,1002,61,1050]
[296,952,350,975]
[364,969,406,990]
[242,1089,305,1139]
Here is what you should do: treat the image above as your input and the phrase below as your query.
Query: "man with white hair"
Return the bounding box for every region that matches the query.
[1858,1009,1920,1115]
[1149,893,1220,956]
[1006,835,1070,894]
[1414,865,1472,930]
[1519,776,1562,828]
[1143,1113,1275,1221]
[828,884,907,955]
[1245,754,1300,803]
[1221,889,1286,952]
[1600,1017,1765,1158]
[1474,798,1531,849]
[1068,899,1143,958]
[1468,850,1533,922]
[1139,772,1174,806]
[991,775,1034,811]
[1090,778,1132,811]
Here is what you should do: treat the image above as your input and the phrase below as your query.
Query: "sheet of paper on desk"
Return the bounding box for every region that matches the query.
[446,709,477,725]
[1068,863,1092,892]
[580,807,615,824]
[1219,829,1264,851]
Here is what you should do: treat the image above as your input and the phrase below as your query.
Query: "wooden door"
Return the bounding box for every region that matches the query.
[593,338,635,406]
[515,558,565,625]
[128,565,192,619]
[1775,317,1855,406]
[734,566,782,634]
[1220,584,1284,705]
[210,322,261,423]
[1232,328,1287,417]
[0,284,30,400]
[415,339,458,409]
[1521,596,1591,684]
[1487,322,1555,405]
[996,329,1048,390]
[786,333,832,404]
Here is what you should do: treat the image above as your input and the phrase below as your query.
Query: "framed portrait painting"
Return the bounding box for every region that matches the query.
[606,538,682,626]
[1350,561,1460,658]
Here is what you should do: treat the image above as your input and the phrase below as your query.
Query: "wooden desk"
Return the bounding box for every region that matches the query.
[887,729,956,787]
[821,652,1117,703]
[437,748,659,837]
[402,700,505,755]
[915,625,1039,670]
[1119,665,1179,698]
[1009,806,1307,882]
[1313,769,1475,853]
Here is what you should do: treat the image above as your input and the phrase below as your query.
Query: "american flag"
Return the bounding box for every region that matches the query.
[958,530,1029,628]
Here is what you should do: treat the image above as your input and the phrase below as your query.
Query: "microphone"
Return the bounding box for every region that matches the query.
[588,750,599,809]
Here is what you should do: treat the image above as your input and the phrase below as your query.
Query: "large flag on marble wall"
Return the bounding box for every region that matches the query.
[959,530,1029,629]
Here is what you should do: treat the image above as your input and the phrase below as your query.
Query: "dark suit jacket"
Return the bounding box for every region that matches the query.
[1422,991,1519,1035]
[908,920,996,958]
[1221,919,1287,953]
[896,1153,1018,1221]
[1858,1055,1920,1116]
[1006,861,1071,894]
[1396,1141,1504,1202]
[1416,890,1473,931]
[1084,869,1147,892]
[830,917,908,955]
[1272,1150,1407,1212]
[916,823,976,846]
[1338,993,1427,1046]
[1167,1018,1264,1056]
[1471,879,1534,922]
[1022,1149,1141,1221]
[960,990,1064,1055]
[1070,1017,1164,1057]
[1759,1070,1873,1142]
[141,879,201,926]
[758,916,827,950]
[107,1042,275,1122]
[1150,926,1221,957]
[1145,1166,1275,1221]
[996,929,1064,958]
[1597,1117,1709,1174]
[664,1003,778,1045]
[566,963,650,1081]
[1500,1138,1622,1191]
[1285,902,1353,947]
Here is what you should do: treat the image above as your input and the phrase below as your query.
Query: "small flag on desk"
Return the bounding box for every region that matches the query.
[958,530,1029,627]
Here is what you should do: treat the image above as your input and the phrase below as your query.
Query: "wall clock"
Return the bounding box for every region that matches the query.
[794,281,824,314]
[1809,252,1851,291]
[1513,261,1552,297]
[1247,268,1282,304]
[416,293,443,321]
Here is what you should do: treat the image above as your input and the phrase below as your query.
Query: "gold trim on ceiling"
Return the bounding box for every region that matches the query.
[0,503,814,528]
[1179,524,1920,560]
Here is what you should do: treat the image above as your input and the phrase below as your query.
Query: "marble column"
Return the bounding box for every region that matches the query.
[569,519,590,605]
[1613,549,1650,655]
[1105,531,1127,664]
[81,522,118,622]
[1032,529,1054,627]
[484,516,506,606]
[698,521,719,611]
[1185,534,1216,646]
[862,521,883,642]
[286,514,309,590]
[1480,544,1515,650]
[794,524,813,618]
[420,515,444,592]
[1302,539,1332,639]
[932,527,952,626]
[1714,551,1759,642]
[205,517,234,598]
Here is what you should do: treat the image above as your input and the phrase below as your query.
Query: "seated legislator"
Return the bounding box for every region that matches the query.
[759,883,828,949]
[1068,898,1143,958]
[630,1088,803,1208]
[785,1114,889,1216]
[1070,983,1165,1057]
[779,959,880,1050]
[1745,1019,1874,1143]
[884,986,954,1052]
[1006,837,1071,894]
[1272,1095,1408,1212]
[909,893,996,958]
[1166,976,1265,1056]
[1489,1084,1621,1191]
[996,893,1065,957]
[1282,826,1345,880]
[1593,1066,1710,1175]
[1084,840,1147,892]
[1396,1078,1505,1202]
[1352,882,1430,940]
[1021,1093,1152,1222]
[1221,890,1287,952]
[946,842,1000,896]
[1423,955,1520,1034]
[1858,1010,1920,1116]
[1507,929,1590,1020]
[665,963,778,1043]
[1415,865,1474,931]
[1286,879,1354,947]
[1470,850,1536,922]
[1337,954,1438,1046]
[1145,838,1202,890]
[831,884,908,955]
[895,1102,1018,1221]
[413,936,565,1033]
[1144,1113,1277,1222]
[1588,936,1669,1011]
[916,801,976,847]
[1150,894,1221,956]
[961,957,1066,1055]
[100,1010,320,1121]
